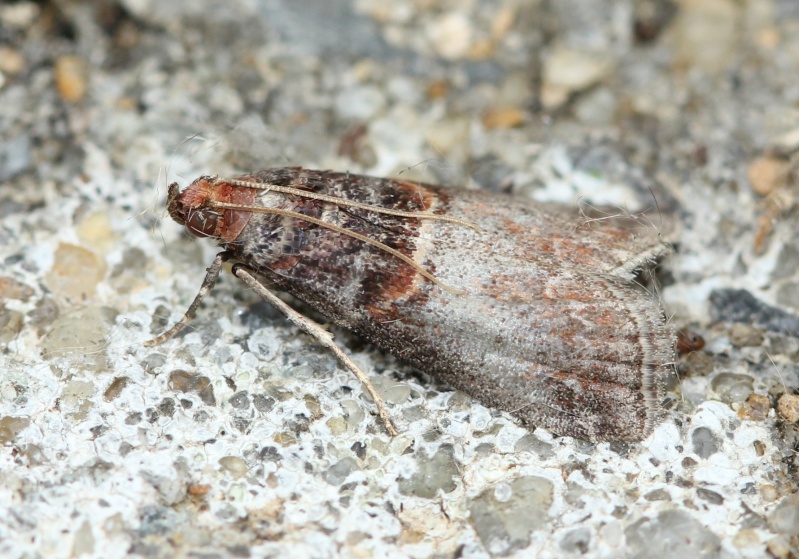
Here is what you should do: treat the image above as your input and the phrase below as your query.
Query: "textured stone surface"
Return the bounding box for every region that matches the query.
[2,0,799,557]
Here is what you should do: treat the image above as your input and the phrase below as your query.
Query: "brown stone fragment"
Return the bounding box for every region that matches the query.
[45,243,106,302]
[55,55,88,103]
[738,393,771,422]
[777,393,799,423]
[747,156,788,197]
[482,107,526,129]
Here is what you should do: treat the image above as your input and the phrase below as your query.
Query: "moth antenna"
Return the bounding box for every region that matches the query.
[215,176,481,232]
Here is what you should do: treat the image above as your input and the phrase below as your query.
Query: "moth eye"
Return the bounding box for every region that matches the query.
[184,207,219,238]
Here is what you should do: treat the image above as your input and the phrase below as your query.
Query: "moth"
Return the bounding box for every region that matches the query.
[147,167,675,442]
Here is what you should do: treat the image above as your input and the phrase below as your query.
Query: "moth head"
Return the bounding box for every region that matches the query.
[167,176,257,242]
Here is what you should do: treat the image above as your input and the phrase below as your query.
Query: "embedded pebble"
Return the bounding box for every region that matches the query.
[54,55,88,103]
[397,444,458,498]
[772,244,799,281]
[691,427,720,458]
[672,0,738,72]
[747,156,788,197]
[560,527,591,554]
[60,380,96,419]
[728,324,764,348]
[324,457,360,486]
[0,46,25,74]
[767,536,793,559]
[103,377,129,401]
[574,86,618,125]
[168,370,216,406]
[334,85,387,120]
[481,107,526,130]
[709,373,754,404]
[0,276,33,301]
[738,394,771,422]
[252,394,275,413]
[219,456,249,478]
[326,417,347,435]
[247,328,281,361]
[514,433,555,459]
[469,476,554,556]
[541,45,614,110]
[0,416,30,444]
[72,520,94,557]
[76,212,116,254]
[303,394,322,420]
[696,487,724,505]
[228,391,250,410]
[427,12,472,60]
[44,243,107,302]
[0,307,23,343]
[0,133,32,182]
[42,306,117,373]
[777,393,799,423]
[625,510,721,559]
[776,282,799,311]
[1,2,39,28]
[710,289,799,337]
[767,492,799,537]
[369,375,411,405]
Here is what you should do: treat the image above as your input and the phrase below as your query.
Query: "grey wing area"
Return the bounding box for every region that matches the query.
[385,196,673,441]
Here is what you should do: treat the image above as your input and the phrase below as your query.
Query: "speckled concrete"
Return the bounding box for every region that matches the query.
[1,1,799,558]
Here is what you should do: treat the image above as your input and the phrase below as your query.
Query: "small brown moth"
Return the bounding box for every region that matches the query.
[147,167,675,442]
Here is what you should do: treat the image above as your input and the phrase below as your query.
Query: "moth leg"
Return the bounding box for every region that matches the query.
[233,264,399,437]
[144,251,232,347]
